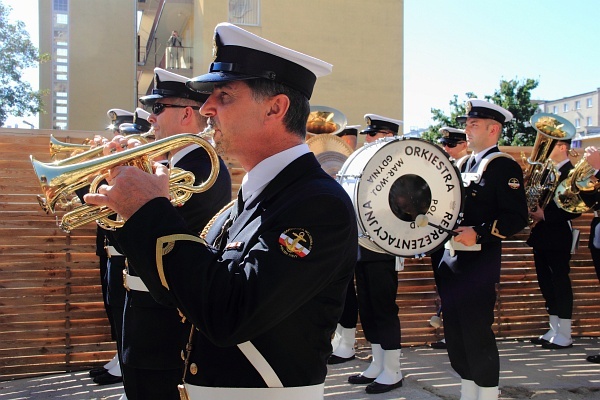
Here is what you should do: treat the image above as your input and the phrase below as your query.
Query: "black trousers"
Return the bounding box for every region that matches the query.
[355,258,401,349]
[338,277,358,329]
[589,217,600,281]
[533,248,573,319]
[106,256,127,375]
[438,246,500,387]
[122,364,182,400]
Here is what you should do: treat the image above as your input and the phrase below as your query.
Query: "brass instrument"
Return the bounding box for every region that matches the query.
[306,105,347,136]
[31,127,218,232]
[522,113,575,224]
[554,157,600,213]
[49,135,91,159]
[49,130,156,163]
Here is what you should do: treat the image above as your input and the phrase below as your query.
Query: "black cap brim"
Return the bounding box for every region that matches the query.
[187,72,258,94]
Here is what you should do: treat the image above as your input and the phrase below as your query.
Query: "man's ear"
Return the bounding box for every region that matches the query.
[266,94,290,120]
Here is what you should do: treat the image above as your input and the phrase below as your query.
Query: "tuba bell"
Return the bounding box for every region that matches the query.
[554,156,600,213]
[31,127,218,232]
[306,105,347,136]
[522,113,575,224]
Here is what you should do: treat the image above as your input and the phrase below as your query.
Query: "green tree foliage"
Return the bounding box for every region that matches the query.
[0,2,46,126]
[421,78,540,146]
[485,78,539,146]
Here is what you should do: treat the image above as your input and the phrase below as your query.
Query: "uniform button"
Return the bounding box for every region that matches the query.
[190,363,198,375]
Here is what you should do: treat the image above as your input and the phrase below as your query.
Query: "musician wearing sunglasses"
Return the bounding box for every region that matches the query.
[437,127,469,161]
[101,68,232,400]
[427,126,470,351]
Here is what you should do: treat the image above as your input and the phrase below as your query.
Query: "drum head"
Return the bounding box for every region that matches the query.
[339,137,464,257]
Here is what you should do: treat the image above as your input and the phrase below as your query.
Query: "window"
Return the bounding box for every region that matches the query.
[56,41,68,46]
[228,0,260,26]
[56,74,68,81]
[56,65,68,73]
[56,48,68,57]
[575,119,580,128]
[563,103,569,112]
[56,58,68,64]
[587,117,593,126]
[56,99,68,105]
[56,92,67,97]
[56,14,68,25]
[56,106,68,114]
[54,0,68,12]
[55,122,68,130]
[552,105,558,114]
[588,98,593,107]
[575,100,581,109]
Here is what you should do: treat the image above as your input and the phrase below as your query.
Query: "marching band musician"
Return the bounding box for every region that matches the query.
[578,146,600,363]
[86,108,142,390]
[528,138,580,349]
[437,100,527,400]
[429,126,470,350]
[347,114,404,395]
[335,124,360,150]
[85,22,357,400]
[103,68,232,400]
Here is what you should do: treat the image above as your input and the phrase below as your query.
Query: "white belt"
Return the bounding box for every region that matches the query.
[183,383,324,400]
[595,210,600,218]
[105,245,123,257]
[445,238,481,256]
[123,272,149,292]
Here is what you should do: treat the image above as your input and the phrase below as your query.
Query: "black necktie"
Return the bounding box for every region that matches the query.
[236,188,245,218]
[467,155,476,171]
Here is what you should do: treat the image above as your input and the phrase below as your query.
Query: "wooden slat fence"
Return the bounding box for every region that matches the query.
[0,129,598,380]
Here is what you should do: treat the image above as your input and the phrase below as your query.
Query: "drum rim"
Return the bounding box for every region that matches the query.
[339,137,465,258]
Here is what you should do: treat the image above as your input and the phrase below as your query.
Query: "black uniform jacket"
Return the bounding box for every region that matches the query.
[527,161,581,253]
[441,147,528,274]
[116,152,358,387]
[121,146,232,369]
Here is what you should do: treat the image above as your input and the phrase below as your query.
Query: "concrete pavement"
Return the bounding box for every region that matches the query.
[2,338,600,399]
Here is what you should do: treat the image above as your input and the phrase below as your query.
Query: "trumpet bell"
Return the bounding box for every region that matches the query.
[306,105,347,136]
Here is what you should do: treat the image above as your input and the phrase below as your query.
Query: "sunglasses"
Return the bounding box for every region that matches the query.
[441,141,465,148]
[151,103,200,115]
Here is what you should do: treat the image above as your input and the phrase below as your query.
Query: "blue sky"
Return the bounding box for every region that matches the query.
[3,1,599,131]
[404,0,600,132]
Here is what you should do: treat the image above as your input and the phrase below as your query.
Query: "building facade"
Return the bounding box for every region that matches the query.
[538,88,600,148]
[38,0,137,131]
[39,0,404,132]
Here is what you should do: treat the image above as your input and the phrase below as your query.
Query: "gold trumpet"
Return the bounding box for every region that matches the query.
[32,127,218,232]
[49,135,91,159]
[554,157,600,214]
[49,130,156,164]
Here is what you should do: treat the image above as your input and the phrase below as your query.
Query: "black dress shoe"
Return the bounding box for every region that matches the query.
[530,337,549,345]
[93,372,123,385]
[587,354,600,363]
[430,340,447,349]
[365,379,404,394]
[348,374,376,384]
[542,341,573,350]
[327,354,355,365]
[88,366,108,378]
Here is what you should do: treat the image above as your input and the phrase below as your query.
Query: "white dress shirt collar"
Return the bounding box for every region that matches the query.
[241,143,310,204]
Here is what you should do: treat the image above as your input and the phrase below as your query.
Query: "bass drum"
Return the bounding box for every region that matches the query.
[337,137,464,258]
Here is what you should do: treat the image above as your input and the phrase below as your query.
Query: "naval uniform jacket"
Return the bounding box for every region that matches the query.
[527,161,580,253]
[437,146,527,387]
[115,152,357,387]
[121,146,232,369]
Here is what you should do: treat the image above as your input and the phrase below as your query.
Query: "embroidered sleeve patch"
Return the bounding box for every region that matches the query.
[508,178,520,189]
[278,228,313,258]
